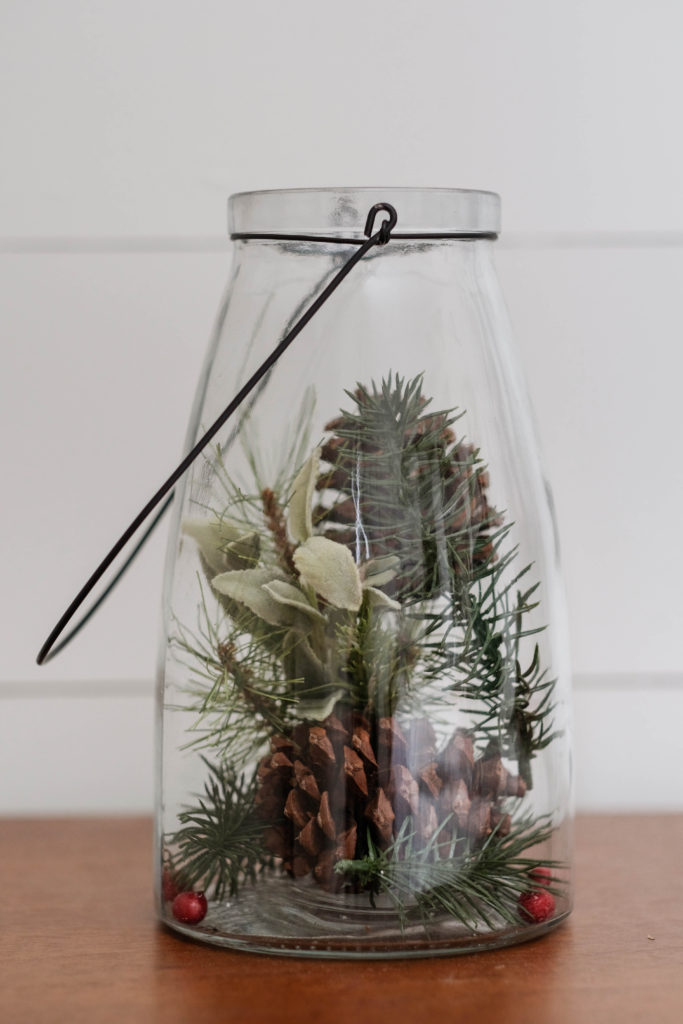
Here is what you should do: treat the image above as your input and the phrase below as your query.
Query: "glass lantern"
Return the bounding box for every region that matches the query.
[156,187,573,957]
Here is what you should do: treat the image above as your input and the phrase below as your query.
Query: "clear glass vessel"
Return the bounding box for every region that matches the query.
[156,187,573,957]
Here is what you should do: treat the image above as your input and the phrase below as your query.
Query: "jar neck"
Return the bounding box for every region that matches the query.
[228,188,500,241]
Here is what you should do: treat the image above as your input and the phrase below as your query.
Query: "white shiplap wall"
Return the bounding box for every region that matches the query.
[1,1,682,813]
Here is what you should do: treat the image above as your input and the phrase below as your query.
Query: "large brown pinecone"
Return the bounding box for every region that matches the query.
[313,387,501,603]
[257,713,526,891]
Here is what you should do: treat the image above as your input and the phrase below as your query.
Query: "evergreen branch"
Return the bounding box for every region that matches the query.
[169,371,563,913]
[168,758,266,900]
[169,591,293,763]
[336,814,565,931]
[315,372,559,782]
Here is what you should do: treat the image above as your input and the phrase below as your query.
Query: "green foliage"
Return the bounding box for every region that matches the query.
[175,374,559,774]
[168,371,563,914]
[169,578,296,763]
[336,815,565,930]
[318,372,495,604]
[315,372,558,778]
[169,759,266,900]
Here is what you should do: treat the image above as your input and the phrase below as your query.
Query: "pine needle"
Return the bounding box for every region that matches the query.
[169,759,266,900]
[336,815,566,931]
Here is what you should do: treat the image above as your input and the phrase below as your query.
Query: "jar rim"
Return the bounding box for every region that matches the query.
[228,187,500,239]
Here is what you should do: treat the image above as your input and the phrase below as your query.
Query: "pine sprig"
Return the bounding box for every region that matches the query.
[316,372,558,781]
[170,578,360,758]
[342,592,423,718]
[336,815,565,931]
[169,580,295,763]
[318,372,497,604]
[186,386,317,566]
[169,758,266,900]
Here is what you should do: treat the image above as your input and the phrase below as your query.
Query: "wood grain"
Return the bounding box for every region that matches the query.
[1,815,681,1024]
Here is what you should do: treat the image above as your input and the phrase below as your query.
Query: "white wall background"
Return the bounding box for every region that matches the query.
[1,0,682,813]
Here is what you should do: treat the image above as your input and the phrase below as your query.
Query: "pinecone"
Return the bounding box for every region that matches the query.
[313,377,501,603]
[258,713,525,891]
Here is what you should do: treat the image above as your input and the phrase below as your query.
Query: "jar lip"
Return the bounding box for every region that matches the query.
[228,187,501,239]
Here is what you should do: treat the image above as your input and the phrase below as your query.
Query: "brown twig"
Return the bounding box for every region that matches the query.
[217,640,275,720]
[261,487,297,575]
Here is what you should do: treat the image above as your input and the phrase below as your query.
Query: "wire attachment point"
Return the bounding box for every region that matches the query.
[364,203,398,245]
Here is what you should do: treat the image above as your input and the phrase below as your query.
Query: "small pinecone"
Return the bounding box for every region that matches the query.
[313,382,501,602]
[259,715,523,891]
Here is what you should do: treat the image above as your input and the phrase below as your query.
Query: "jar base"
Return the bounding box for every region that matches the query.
[160,877,571,959]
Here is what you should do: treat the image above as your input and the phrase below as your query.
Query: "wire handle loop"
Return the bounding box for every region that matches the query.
[364,202,398,244]
[36,203,398,665]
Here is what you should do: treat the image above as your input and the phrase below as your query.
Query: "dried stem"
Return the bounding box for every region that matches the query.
[261,487,297,575]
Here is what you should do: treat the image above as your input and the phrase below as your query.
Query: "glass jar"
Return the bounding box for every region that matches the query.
[156,187,573,957]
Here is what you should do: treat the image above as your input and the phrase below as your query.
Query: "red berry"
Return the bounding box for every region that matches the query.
[172,890,208,925]
[528,866,552,888]
[162,868,180,902]
[518,889,556,924]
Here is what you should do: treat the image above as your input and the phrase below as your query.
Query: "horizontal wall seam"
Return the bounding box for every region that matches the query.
[0,680,154,699]
[1,673,681,699]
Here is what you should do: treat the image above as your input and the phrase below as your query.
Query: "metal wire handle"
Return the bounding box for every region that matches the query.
[36,203,398,664]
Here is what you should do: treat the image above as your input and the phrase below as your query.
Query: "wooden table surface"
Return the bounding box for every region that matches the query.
[1,815,681,1024]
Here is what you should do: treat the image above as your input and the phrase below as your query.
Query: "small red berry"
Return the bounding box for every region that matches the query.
[518,889,556,924]
[162,868,180,902]
[528,866,552,888]
[172,890,208,925]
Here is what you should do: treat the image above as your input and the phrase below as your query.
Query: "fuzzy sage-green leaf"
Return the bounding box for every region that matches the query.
[293,535,363,611]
